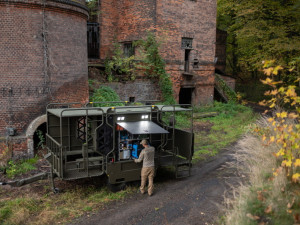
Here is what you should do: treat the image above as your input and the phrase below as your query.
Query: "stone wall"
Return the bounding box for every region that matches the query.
[103,80,161,102]
[0,0,89,154]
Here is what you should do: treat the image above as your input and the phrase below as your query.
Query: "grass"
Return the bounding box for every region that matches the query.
[222,118,300,225]
[0,184,135,225]
[192,101,256,161]
[5,156,39,179]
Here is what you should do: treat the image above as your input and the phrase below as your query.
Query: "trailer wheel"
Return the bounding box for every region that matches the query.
[107,181,126,193]
[53,187,60,194]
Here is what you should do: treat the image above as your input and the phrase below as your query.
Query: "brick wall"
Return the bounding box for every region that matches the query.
[157,0,216,105]
[98,0,217,105]
[0,0,89,152]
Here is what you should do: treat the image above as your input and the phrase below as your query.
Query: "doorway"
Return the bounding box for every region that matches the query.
[179,88,194,105]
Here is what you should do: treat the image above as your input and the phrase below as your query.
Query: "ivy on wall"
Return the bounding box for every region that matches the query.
[215,73,238,102]
[104,43,136,82]
[134,32,176,104]
[103,32,175,104]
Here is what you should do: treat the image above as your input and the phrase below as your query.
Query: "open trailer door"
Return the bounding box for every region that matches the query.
[106,121,169,184]
[174,128,194,160]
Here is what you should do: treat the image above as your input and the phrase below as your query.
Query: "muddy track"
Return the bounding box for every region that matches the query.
[71,147,241,225]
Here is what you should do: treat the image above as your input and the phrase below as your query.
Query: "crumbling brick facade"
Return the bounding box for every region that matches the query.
[97,0,217,105]
[0,0,89,155]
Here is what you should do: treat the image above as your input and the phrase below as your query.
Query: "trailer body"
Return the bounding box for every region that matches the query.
[45,103,194,184]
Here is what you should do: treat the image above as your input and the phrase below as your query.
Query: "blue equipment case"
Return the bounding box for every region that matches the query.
[131,143,142,159]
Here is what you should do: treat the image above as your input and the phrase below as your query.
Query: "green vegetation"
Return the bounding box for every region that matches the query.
[0,185,134,225]
[5,157,39,179]
[193,101,256,161]
[218,0,300,82]
[101,32,175,105]
[215,74,238,102]
[104,42,136,82]
[161,101,256,162]
[36,129,45,149]
[90,86,123,107]
[135,32,175,104]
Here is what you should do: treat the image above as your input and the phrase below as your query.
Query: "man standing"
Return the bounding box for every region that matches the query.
[134,139,155,196]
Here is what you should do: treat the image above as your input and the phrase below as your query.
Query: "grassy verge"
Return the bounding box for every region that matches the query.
[221,120,300,225]
[0,182,135,225]
[3,157,39,179]
[193,101,256,162]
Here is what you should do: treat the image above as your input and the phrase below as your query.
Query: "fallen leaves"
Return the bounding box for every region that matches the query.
[246,213,260,220]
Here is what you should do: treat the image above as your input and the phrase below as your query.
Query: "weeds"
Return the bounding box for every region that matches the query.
[36,130,45,149]
[0,185,135,225]
[222,123,299,225]
[5,156,38,179]
[193,101,256,161]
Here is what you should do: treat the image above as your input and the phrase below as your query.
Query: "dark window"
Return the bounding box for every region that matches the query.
[124,42,135,57]
[181,38,193,49]
[87,22,100,59]
[184,49,191,72]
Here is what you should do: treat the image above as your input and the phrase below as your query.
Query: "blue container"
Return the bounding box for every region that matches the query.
[131,143,142,159]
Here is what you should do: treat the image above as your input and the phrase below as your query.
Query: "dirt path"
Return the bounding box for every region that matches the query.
[70,147,240,225]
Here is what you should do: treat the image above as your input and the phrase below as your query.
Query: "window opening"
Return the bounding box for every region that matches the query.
[87,22,100,59]
[181,38,193,49]
[184,49,191,72]
[123,42,135,57]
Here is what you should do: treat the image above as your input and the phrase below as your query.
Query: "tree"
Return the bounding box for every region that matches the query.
[217,0,300,82]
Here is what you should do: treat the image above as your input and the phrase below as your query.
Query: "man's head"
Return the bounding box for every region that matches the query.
[140,139,148,147]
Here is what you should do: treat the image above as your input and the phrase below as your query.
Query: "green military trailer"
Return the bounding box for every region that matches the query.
[45,102,194,190]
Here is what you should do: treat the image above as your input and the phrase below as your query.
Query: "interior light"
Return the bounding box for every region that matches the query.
[141,115,149,119]
[121,117,125,120]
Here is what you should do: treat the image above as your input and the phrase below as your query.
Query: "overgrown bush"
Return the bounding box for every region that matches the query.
[104,43,136,82]
[90,86,123,107]
[258,60,299,183]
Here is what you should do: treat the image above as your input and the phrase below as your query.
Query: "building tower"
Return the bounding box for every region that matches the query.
[0,0,89,156]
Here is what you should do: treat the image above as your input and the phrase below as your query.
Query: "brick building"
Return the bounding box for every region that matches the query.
[94,0,217,105]
[0,0,89,156]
